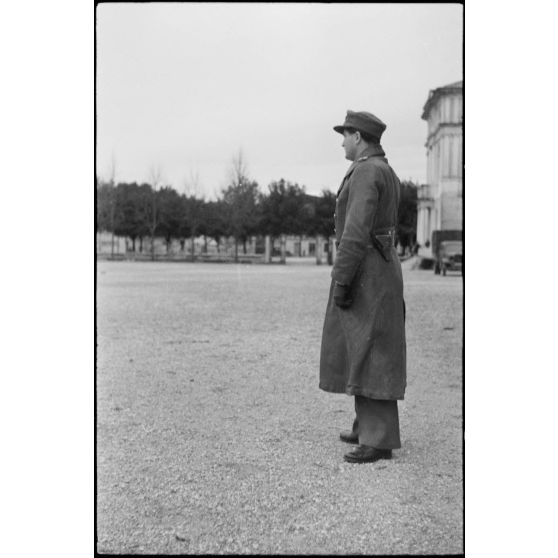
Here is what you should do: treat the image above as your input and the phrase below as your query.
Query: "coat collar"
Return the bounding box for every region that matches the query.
[341,144,386,180]
[357,144,386,160]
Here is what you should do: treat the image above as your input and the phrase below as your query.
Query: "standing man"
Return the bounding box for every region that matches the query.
[319,110,406,464]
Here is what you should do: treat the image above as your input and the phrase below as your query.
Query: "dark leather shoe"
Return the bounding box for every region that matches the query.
[344,445,393,463]
[339,430,359,444]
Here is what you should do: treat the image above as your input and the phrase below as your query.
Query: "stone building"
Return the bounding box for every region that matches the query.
[417,81,463,257]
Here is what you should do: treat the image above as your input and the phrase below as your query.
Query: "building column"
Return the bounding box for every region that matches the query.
[280,234,286,264]
[264,235,272,263]
[416,206,424,246]
[315,235,322,265]
[425,208,432,257]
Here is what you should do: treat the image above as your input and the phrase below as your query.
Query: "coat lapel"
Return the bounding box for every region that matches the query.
[337,161,358,197]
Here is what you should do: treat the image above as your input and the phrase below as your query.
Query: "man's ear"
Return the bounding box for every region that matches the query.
[354,131,361,143]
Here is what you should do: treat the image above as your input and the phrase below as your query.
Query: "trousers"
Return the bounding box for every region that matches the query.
[351,395,401,449]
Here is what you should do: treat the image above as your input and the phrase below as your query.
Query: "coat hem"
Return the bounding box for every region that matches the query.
[319,382,404,401]
[346,385,404,401]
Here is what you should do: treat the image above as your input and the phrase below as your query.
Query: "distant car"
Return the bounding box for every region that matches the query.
[437,241,463,275]
[432,229,462,275]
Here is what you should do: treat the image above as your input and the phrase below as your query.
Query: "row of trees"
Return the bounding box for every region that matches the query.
[96,181,336,260]
[96,155,417,261]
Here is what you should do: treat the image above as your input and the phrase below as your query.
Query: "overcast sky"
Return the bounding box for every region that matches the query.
[96,3,462,197]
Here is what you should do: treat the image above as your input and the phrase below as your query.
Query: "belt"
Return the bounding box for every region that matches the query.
[334,227,396,252]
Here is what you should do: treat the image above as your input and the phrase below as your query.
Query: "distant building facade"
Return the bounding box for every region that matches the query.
[96,231,127,255]
[417,81,463,257]
[282,236,329,258]
[96,231,332,262]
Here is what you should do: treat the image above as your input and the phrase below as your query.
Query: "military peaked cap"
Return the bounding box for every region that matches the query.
[334,110,387,140]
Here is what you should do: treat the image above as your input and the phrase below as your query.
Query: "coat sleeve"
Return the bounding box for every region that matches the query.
[332,163,379,286]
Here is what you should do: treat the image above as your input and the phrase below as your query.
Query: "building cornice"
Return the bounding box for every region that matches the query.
[421,81,463,120]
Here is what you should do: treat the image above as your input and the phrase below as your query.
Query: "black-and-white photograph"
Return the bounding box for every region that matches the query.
[95,3,463,554]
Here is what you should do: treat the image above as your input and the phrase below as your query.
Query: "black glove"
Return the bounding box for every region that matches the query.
[333,282,353,309]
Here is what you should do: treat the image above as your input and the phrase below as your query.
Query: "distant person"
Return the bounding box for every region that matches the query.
[319,110,407,464]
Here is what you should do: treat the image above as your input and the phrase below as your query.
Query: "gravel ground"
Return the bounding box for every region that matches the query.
[96,260,463,555]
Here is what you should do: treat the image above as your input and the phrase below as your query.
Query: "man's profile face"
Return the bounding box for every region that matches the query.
[342,130,358,161]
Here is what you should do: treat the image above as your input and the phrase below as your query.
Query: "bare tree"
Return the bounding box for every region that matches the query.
[183,168,202,198]
[108,154,117,257]
[149,164,163,190]
[230,149,248,188]
[182,169,207,260]
[147,165,163,261]
[222,149,260,262]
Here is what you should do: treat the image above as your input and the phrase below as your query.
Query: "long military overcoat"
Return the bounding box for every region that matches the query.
[319,144,406,400]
